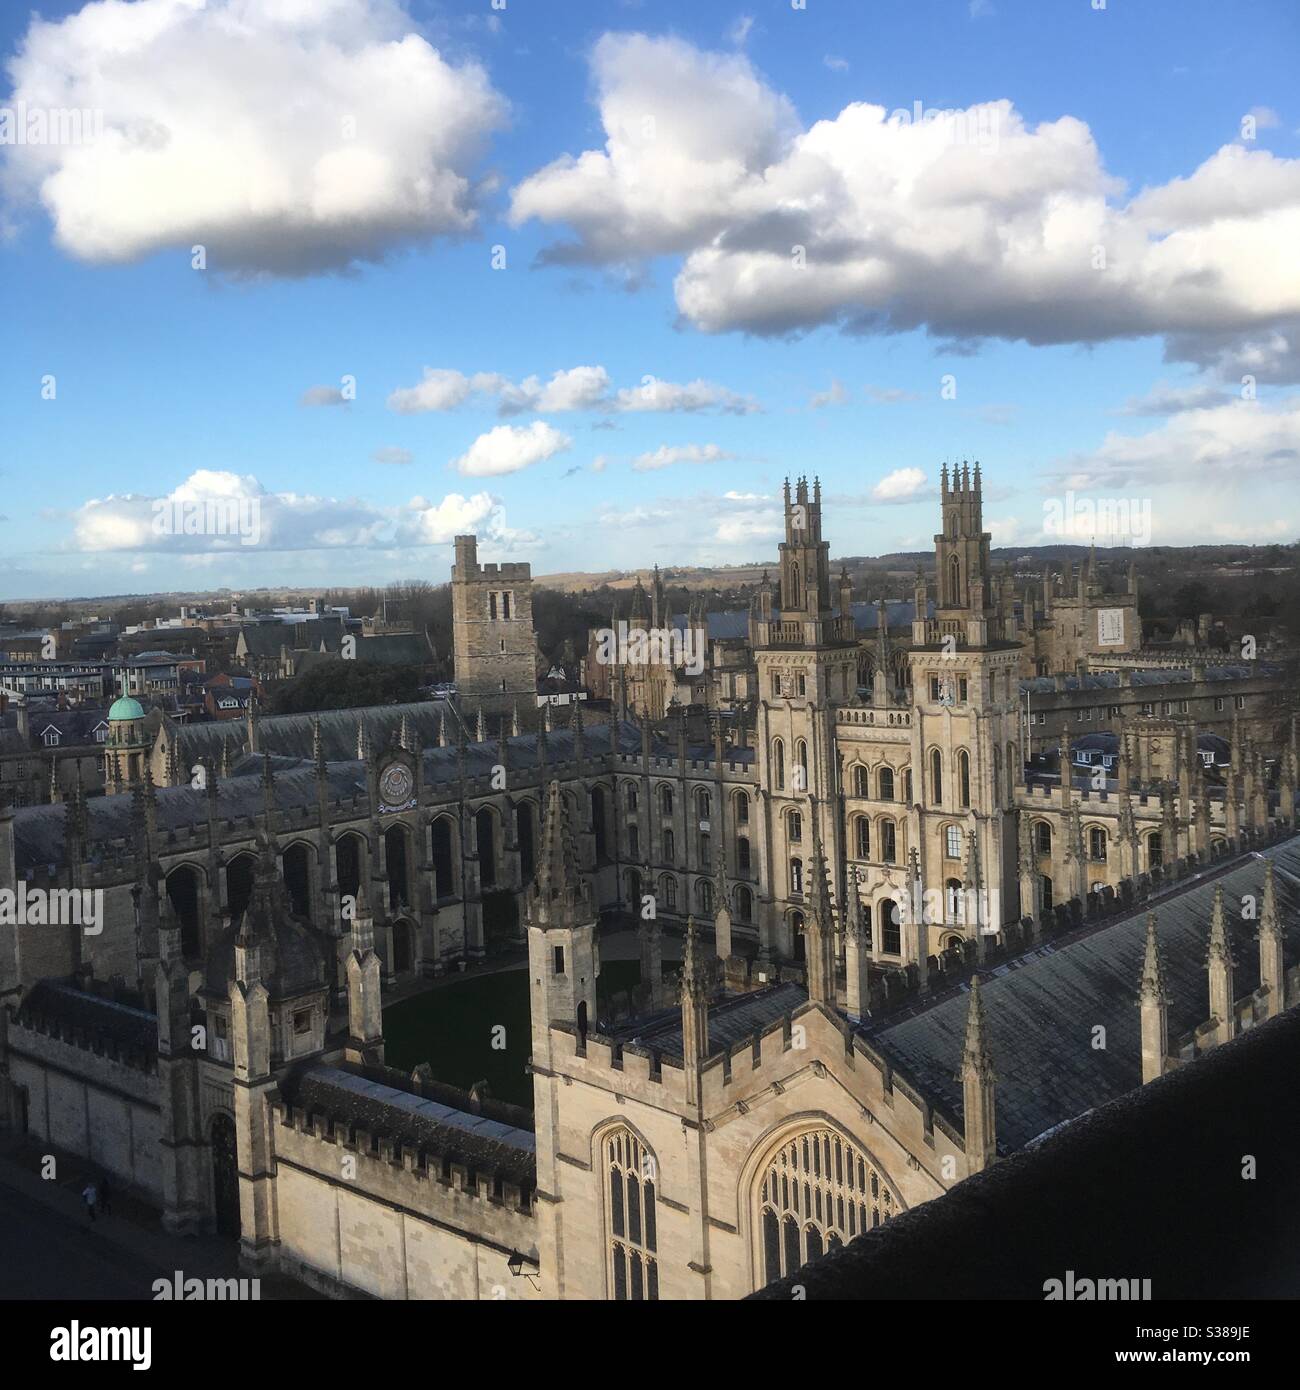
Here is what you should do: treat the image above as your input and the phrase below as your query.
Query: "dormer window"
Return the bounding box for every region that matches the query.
[42,729,60,746]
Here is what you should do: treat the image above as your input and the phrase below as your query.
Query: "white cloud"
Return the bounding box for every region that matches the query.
[809,379,849,408]
[1119,381,1236,415]
[510,35,1300,376]
[68,469,532,555]
[2,0,507,276]
[452,421,572,477]
[871,467,930,503]
[1052,396,1300,491]
[824,55,849,73]
[387,364,757,415]
[631,443,734,472]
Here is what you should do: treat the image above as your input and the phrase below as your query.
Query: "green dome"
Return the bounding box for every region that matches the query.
[108,695,145,722]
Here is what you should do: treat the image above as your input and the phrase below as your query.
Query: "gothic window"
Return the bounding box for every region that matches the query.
[879,898,901,954]
[944,824,962,859]
[787,810,803,842]
[696,789,711,820]
[660,785,673,816]
[1147,832,1163,869]
[855,816,870,860]
[880,820,897,864]
[878,766,894,801]
[737,836,751,871]
[904,767,913,803]
[948,554,961,606]
[1089,827,1107,862]
[735,791,750,824]
[663,875,678,910]
[958,750,971,809]
[796,672,807,697]
[735,884,753,923]
[664,828,675,862]
[930,748,943,805]
[1036,821,1052,855]
[853,764,868,797]
[772,738,785,791]
[625,783,638,812]
[945,878,964,924]
[606,1129,659,1300]
[698,879,714,915]
[628,824,639,859]
[790,857,804,895]
[795,740,808,792]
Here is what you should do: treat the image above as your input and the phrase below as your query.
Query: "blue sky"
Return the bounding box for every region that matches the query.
[1,0,1298,600]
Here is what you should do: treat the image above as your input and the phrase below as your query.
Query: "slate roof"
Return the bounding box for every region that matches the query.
[671,600,933,643]
[1020,663,1278,695]
[11,718,648,870]
[616,981,807,1060]
[865,837,1300,1153]
[281,1062,536,1187]
[237,618,344,658]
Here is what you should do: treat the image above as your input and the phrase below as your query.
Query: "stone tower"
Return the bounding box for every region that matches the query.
[451,534,536,726]
[751,477,859,964]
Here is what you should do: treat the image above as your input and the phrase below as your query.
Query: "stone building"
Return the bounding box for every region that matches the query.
[451,534,537,725]
[1,467,1298,1299]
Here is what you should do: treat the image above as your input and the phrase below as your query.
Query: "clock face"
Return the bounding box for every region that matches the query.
[379,761,414,809]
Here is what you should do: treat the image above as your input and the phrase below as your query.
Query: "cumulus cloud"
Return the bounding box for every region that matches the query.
[452,421,572,477]
[387,364,757,415]
[510,34,1300,375]
[871,468,931,504]
[1,0,507,276]
[69,469,531,554]
[631,443,734,471]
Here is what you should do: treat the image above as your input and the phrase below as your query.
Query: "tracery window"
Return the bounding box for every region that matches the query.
[758,1127,898,1286]
[605,1129,658,1300]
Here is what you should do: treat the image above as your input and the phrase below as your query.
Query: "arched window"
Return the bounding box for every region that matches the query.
[948,553,961,606]
[605,1129,658,1300]
[659,785,673,816]
[879,820,897,864]
[944,824,962,859]
[945,877,964,924]
[1089,827,1107,862]
[772,738,785,792]
[790,857,804,895]
[878,766,894,801]
[855,816,870,859]
[1035,821,1052,856]
[734,790,750,825]
[756,1126,900,1287]
[662,875,678,910]
[698,879,714,915]
[958,749,971,808]
[853,764,868,797]
[794,740,808,792]
[930,748,943,805]
[787,810,803,842]
[1147,832,1163,870]
[625,782,638,812]
[880,898,901,954]
[696,788,711,821]
[734,884,753,923]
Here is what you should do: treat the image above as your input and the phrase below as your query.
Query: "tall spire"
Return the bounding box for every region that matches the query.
[1206,884,1235,1047]
[529,780,591,930]
[959,976,997,1172]
[1258,860,1285,1018]
[1138,912,1168,1083]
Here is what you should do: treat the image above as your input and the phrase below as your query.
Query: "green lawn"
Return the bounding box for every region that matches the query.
[382,957,643,1109]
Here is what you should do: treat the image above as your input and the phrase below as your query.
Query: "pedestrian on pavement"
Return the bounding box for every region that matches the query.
[81,1181,99,1223]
